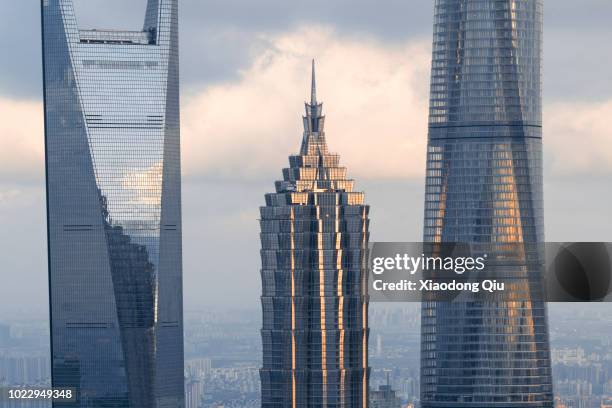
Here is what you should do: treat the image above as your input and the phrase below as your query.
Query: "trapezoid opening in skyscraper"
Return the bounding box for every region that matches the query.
[41,0,184,406]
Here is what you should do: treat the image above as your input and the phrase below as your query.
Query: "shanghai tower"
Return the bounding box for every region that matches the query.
[41,0,184,406]
[260,62,370,407]
[421,1,553,407]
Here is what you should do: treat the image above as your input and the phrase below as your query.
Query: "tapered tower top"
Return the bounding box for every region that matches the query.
[310,59,317,106]
[273,60,359,197]
[301,59,326,155]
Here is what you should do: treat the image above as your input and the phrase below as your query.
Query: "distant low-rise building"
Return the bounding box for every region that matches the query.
[0,324,10,347]
[370,375,401,408]
[186,378,205,408]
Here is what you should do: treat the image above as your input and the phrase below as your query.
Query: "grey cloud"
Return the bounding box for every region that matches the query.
[3,1,611,101]
[0,1,42,99]
[545,0,612,30]
[545,28,612,102]
[0,0,431,99]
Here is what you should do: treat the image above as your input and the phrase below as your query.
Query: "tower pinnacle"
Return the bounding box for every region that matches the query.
[310,59,317,106]
[301,59,326,154]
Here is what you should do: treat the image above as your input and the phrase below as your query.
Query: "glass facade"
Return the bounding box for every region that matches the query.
[421,1,553,407]
[260,63,370,407]
[41,0,184,406]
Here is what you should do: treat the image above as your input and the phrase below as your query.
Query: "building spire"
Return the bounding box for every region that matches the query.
[310,59,317,106]
[301,59,326,155]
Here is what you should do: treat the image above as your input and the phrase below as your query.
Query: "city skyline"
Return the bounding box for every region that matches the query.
[259,63,370,407]
[2,1,612,313]
[0,1,610,407]
[41,0,184,406]
[3,304,612,407]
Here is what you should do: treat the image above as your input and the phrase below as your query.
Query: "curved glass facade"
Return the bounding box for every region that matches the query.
[42,1,184,406]
[421,1,553,407]
[260,64,370,407]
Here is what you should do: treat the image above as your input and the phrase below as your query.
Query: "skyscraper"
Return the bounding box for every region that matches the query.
[421,1,553,407]
[260,62,370,407]
[41,1,183,406]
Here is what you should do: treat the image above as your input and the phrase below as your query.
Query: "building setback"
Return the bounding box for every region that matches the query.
[41,0,184,406]
[260,62,370,407]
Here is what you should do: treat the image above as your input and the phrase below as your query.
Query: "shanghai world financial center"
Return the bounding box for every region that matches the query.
[40,0,552,407]
[42,0,183,406]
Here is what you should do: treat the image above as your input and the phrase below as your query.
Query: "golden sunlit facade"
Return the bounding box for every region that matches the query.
[260,62,370,407]
[421,0,553,407]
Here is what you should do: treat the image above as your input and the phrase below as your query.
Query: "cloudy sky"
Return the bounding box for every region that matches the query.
[1,0,612,318]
